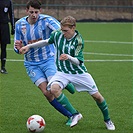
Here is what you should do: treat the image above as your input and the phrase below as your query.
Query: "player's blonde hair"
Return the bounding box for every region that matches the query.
[60,16,76,28]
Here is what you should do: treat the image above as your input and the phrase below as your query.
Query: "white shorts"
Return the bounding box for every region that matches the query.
[47,71,98,95]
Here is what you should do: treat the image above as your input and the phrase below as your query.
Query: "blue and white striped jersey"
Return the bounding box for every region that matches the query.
[14,14,60,63]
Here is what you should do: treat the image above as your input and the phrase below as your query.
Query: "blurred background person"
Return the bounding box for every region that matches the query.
[0,0,15,74]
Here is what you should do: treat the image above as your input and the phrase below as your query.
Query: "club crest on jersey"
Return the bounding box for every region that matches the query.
[21,26,26,35]
[65,44,74,50]
[4,7,8,12]
[70,45,74,49]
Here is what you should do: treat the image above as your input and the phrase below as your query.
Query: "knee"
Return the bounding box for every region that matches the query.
[92,92,104,103]
[50,84,62,98]
[38,86,54,101]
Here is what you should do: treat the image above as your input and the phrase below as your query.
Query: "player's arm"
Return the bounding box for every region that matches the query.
[14,40,23,53]
[9,0,15,35]
[46,17,60,31]
[19,39,49,54]
[59,54,80,66]
[14,21,24,54]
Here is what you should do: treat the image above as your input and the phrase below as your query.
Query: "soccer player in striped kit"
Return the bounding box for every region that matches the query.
[14,0,81,127]
[20,15,115,130]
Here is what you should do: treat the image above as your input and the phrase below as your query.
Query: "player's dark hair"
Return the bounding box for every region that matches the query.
[26,0,41,9]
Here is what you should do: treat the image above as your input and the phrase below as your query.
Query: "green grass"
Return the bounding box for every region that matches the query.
[0,22,132,133]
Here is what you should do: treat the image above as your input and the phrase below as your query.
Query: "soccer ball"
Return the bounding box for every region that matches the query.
[26,115,46,132]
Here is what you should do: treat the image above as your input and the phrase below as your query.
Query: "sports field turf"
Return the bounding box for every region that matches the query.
[0,22,132,133]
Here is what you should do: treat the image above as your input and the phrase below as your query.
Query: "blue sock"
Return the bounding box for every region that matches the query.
[50,98,72,118]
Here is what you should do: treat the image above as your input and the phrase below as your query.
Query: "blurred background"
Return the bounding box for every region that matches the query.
[12,0,133,22]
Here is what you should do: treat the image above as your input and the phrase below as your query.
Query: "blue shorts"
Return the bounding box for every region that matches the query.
[24,56,57,86]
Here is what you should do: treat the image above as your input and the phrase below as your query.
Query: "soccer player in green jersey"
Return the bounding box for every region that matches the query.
[20,16,115,130]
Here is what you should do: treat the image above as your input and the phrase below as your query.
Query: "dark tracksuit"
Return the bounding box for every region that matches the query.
[0,0,14,70]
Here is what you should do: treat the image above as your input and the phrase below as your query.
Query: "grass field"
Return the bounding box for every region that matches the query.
[0,22,132,133]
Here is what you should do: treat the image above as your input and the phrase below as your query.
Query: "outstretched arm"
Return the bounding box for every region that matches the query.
[19,39,49,54]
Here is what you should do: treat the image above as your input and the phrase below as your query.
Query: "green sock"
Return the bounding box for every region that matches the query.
[96,100,110,121]
[57,93,77,114]
[65,83,75,94]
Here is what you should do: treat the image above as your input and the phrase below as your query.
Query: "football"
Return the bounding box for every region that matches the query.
[26,115,46,132]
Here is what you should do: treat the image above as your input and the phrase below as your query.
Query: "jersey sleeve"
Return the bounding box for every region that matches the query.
[48,31,56,45]
[8,0,15,29]
[14,21,22,54]
[46,16,60,31]
[75,34,84,63]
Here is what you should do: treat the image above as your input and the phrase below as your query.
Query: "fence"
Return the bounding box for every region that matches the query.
[13,4,133,22]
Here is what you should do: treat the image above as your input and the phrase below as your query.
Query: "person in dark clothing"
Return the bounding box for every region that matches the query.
[0,0,15,74]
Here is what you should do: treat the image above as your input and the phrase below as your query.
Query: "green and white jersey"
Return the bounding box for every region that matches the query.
[48,29,88,74]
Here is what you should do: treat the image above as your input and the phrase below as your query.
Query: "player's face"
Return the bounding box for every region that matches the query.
[61,25,75,39]
[26,6,41,24]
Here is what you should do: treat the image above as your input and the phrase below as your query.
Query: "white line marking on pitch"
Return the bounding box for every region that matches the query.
[84,40,133,44]
[85,60,133,62]
[83,52,133,57]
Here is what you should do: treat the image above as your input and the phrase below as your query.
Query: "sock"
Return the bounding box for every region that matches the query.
[50,98,72,118]
[57,93,77,114]
[1,59,6,69]
[65,83,75,94]
[96,99,110,121]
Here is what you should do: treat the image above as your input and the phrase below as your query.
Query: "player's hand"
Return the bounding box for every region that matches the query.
[59,54,68,61]
[19,46,29,54]
[15,40,23,50]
